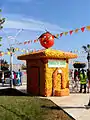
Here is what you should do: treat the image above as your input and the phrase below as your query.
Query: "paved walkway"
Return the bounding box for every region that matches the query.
[47,94,90,120]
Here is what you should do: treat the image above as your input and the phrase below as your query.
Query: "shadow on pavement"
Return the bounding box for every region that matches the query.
[0,88,30,96]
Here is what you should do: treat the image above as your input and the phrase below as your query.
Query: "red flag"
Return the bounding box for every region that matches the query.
[34,40,37,43]
[69,30,73,35]
[60,33,63,37]
[81,27,85,32]
[24,41,27,44]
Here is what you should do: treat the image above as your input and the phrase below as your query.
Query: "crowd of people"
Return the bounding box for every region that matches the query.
[1,69,22,86]
[71,68,90,93]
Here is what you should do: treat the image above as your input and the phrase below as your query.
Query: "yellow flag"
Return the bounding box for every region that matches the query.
[16,48,19,51]
[21,50,24,52]
[75,29,79,33]
[86,26,90,31]
[55,34,59,38]
[64,32,68,35]
[8,52,10,55]
[1,52,4,56]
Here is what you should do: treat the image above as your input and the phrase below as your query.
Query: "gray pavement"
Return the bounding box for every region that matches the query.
[46,94,90,120]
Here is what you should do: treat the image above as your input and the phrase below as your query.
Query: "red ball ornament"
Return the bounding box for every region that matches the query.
[39,32,55,49]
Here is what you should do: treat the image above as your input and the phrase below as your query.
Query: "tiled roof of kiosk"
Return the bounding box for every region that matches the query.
[17,49,78,60]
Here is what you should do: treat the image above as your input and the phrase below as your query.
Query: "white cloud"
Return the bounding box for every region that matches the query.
[3,17,67,34]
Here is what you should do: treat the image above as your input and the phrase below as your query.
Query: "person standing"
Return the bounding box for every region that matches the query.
[18,69,22,85]
[87,69,90,93]
[73,69,79,92]
[17,71,20,86]
[13,71,17,86]
[79,69,87,93]
[1,72,4,87]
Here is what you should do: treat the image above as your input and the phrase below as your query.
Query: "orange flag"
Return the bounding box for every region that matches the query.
[81,27,85,32]
[75,29,79,33]
[86,26,90,31]
[69,30,73,35]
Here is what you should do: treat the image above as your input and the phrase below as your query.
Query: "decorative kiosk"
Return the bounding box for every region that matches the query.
[18,49,77,96]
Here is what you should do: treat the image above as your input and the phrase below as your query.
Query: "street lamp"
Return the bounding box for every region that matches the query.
[7,47,15,88]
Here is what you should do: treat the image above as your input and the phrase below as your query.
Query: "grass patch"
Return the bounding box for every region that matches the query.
[0,88,75,120]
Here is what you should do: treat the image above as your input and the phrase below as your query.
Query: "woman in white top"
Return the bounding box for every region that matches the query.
[1,72,4,86]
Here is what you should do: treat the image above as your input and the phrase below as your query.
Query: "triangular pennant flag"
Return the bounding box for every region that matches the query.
[64,32,68,36]
[55,34,59,38]
[36,39,39,42]
[86,26,90,31]
[75,29,79,33]
[7,52,10,55]
[81,27,85,32]
[60,33,63,37]
[28,40,30,44]
[24,41,27,44]
[69,30,73,35]
[34,40,37,43]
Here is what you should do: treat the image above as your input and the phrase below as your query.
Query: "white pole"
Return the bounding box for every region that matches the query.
[10,51,13,88]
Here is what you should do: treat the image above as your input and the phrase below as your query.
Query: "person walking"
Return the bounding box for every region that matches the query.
[79,69,87,93]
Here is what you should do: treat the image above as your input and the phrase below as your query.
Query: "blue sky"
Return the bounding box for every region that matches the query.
[0,0,90,66]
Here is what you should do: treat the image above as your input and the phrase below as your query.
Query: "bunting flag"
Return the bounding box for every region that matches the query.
[64,32,68,36]
[74,28,79,33]
[60,33,63,37]
[8,25,90,46]
[55,34,59,38]
[69,30,73,35]
[86,26,90,31]
[81,27,85,32]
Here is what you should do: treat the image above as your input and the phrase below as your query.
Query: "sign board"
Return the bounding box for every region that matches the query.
[48,60,66,68]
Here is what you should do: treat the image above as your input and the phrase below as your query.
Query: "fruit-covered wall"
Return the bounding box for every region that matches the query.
[44,59,69,96]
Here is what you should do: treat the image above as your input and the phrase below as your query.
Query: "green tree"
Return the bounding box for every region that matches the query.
[82,44,90,70]
[0,9,5,46]
[21,64,26,70]
[0,59,9,71]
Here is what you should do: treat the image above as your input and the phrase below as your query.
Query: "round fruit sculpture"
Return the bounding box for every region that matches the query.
[39,32,55,49]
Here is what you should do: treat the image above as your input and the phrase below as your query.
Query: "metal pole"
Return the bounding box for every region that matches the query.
[10,51,13,88]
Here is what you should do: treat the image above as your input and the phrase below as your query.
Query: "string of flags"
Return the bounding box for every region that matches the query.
[0,47,87,58]
[68,50,86,54]
[10,25,90,46]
